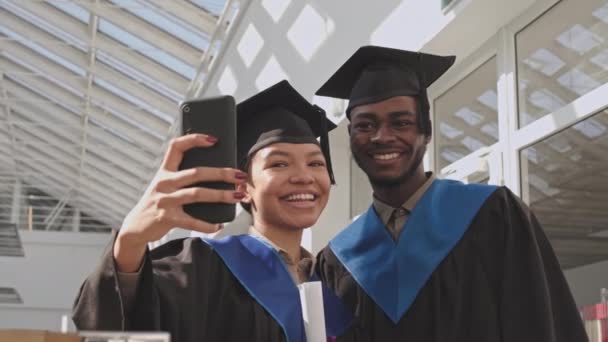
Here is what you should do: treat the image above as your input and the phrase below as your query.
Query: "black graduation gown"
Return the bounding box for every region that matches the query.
[317,180,588,342]
[73,233,333,342]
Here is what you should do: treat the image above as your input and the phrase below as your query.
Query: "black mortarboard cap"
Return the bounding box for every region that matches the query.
[237,80,336,183]
[315,45,455,135]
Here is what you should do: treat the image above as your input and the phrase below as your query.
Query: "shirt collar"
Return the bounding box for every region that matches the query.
[372,172,436,225]
[247,227,314,265]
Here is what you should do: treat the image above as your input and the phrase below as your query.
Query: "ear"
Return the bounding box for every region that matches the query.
[236,182,252,203]
[424,134,432,145]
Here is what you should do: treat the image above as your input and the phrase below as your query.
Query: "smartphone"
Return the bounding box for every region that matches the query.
[179,95,237,224]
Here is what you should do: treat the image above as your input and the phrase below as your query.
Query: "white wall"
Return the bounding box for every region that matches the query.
[0,231,109,330]
[565,260,608,307]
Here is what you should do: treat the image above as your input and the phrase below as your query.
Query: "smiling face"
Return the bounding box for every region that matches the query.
[243,143,331,231]
[349,96,431,187]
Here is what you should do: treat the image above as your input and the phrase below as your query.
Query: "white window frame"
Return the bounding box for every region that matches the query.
[428,34,501,185]
[429,0,608,204]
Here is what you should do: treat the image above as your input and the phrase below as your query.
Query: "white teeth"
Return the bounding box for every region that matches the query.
[285,193,315,201]
[374,153,400,160]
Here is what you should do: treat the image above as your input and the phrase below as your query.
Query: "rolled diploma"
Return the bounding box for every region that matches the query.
[298,281,327,342]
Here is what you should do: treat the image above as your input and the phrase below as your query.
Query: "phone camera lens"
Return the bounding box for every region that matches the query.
[183,105,190,113]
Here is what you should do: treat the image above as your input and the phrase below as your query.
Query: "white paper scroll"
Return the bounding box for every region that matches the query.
[298,281,327,342]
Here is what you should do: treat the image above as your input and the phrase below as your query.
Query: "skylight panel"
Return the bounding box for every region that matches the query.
[0,26,86,77]
[110,0,209,50]
[89,100,165,140]
[94,77,174,123]
[522,48,565,76]
[439,122,463,139]
[528,89,566,113]
[556,24,603,55]
[481,122,499,140]
[460,136,486,152]
[2,0,87,51]
[96,50,182,102]
[590,49,608,70]
[592,3,608,24]
[523,146,541,164]
[47,0,89,23]
[477,89,498,111]
[2,53,84,97]
[190,0,226,16]
[573,118,606,139]
[546,136,572,153]
[8,75,82,117]
[88,117,135,145]
[98,19,196,79]
[440,148,465,164]
[453,107,484,126]
[557,68,601,96]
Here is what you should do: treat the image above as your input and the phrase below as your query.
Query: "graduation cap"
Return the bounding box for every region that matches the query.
[315,45,456,135]
[237,80,336,183]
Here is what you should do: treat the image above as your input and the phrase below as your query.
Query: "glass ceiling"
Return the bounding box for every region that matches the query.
[0,0,226,232]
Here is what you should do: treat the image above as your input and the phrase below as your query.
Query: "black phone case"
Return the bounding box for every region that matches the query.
[179,95,236,224]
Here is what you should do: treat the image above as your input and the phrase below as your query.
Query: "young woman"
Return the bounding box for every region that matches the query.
[72,81,349,342]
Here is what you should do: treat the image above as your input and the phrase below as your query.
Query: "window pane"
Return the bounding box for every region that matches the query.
[520,110,608,269]
[434,57,498,171]
[516,0,608,127]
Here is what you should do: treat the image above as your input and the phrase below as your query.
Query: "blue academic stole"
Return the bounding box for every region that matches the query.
[329,179,498,323]
[203,234,352,342]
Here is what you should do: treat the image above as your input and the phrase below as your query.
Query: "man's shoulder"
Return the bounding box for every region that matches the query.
[437,180,515,207]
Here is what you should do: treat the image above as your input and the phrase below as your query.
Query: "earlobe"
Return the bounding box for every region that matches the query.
[236,183,252,203]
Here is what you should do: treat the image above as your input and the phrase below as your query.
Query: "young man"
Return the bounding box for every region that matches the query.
[314,46,588,341]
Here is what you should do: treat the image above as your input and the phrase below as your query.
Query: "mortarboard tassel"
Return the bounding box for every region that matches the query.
[315,105,336,185]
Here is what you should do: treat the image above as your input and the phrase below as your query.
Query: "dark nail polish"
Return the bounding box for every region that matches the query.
[235,172,248,179]
[233,192,246,199]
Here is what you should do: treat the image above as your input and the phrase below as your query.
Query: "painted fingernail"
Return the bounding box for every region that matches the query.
[235,172,248,179]
[206,135,218,143]
[233,192,246,199]
[216,224,224,231]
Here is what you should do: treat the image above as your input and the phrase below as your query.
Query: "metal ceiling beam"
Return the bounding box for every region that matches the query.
[17,170,122,227]
[9,112,146,197]
[146,0,217,35]
[76,0,99,200]
[0,72,18,173]
[9,105,143,196]
[12,126,141,203]
[0,10,175,141]
[16,154,130,217]
[10,1,188,94]
[43,192,72,231]
[0,60,162,150]
[2,41,172,137]
[9,121,144,207]
[78,0,200,66]
[4,79,156,174]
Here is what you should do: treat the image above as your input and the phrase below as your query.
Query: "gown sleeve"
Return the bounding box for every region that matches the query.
[72,231,223,339]
[72,230,135,331]
[476,187,588,342]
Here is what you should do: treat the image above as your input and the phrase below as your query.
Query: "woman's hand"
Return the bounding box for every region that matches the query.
[113,134,247,272]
